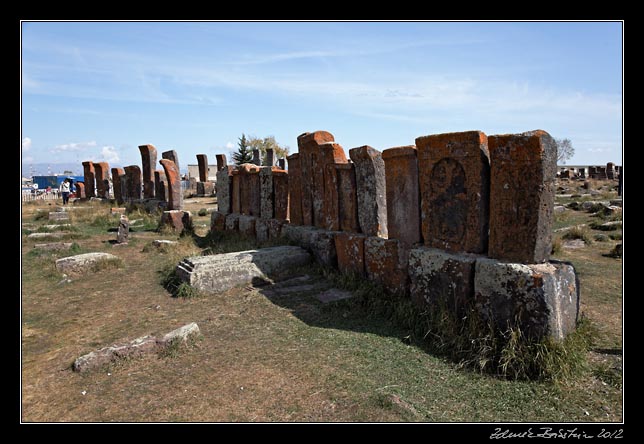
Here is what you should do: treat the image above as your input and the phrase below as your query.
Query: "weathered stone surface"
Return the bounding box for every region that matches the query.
[255,218,270,243]
[196,154,209,182]
[160,210,192,232]
[266,218,284,239]
[474,258,580,340]
[139,144,157,198]
[28,232,65,240]
[216,166,235,214]
[34,242,74,251]
[265,148,275,167]
[278,158,287,170]
[238,215,257,236]
[349,145,387,237]
[488,130,556,263]
[259,167,276,220]
[210,211,226,231]
[82,161,96,198]
[364,237,409,296]
[316,142,348,229]
[280,224,313,246]
[309,229,339,267]
[286,153,303,224]
[416,131,490,253]
[297,131,336,226]
[408,247,477,314]
[239,164,261,216]
[315,288,354,304]
[111,168,126,204]
[154,170,168,203]
[117,215,129,244]
[335,163,359,232]
[216,154,227,171]
[382,146,421,246]
[225,213,240,231]
[176,246,312,293]
[43,224,71,230]
[124,165,142,201]
[55,252,120,276]
[72,323,200,373]
[252,149,261,166]
[554,205,566,214]
[162,150,180,174]
[75,182,86,199]
[196,181,215,197]
[93,162,110,199]
[159,159,182,210]
[48,212,69,221]
[273,170,289,221]
[231,170,241,214]
[152,239,178,248]
[334,232,366,276]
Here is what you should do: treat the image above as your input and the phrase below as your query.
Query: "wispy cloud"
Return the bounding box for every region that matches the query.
[226,142,234,149]
[99,145,119,162]
[51,140,97,153]
[22,137,32,151]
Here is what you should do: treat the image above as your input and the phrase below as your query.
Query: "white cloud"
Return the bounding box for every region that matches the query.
[22,137,32,151]
[23,156,33,163]
[100,146,120,162]
[51,140,97,153]
[226,142,234,149]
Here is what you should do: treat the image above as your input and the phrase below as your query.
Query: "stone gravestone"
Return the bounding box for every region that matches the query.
[231,169,241,214]
[277,158,287,170]
[297,131,336,226]
[82,161,96,198]
[252,149,261,166]
[335,163,359,232]
[382,145,421,246]
[488,130,556,263]
[162,150,180,175]
[93,162,110,198]
[117,215,129,244]
[316,141,348,229]
[76,182,86,199]
[416,131,490,253]
[618,166,622,196]
[606,162,615,180]
[196,154,209,182]
[239,164,261,216]
[159,159,182,210]
[111,167,126,205]
[216,165,235,214]
[154,170,167,203]
[259,167,276,220]
[216,154,227,171]
[139,144,158,198]
[286,153,303,225]
[265,148,275,167]
[273,170,289,221]
[349,145,388,238]
[124,165,142,200]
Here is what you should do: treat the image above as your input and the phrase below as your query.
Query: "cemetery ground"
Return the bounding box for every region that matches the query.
[21,183,622,422]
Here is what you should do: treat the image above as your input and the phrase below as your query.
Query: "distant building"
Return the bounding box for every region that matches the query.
[186,164,217,181]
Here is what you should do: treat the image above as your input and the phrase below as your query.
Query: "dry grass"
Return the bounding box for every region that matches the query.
[21,195,622,423]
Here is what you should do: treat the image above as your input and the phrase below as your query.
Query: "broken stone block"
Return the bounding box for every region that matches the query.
[273,170,289,221]
[488,130,556,263]
[157,322,200,346]
[160,210,192,233]
[238,215,257,236]
[55,252,120,276]
[210,211,226,232]
[139,144,158,199]
[286,153,303,224]
[408,247,478,314]
[416,131,490,254]
[334,232,366,276]
[117,215,129,244]
[82,161,95,198]
[159,159,182,210]
[176,246,312,293]
[364,237,409,296]
[196,154,209,182]
[48,212,69,221]
[225,213,240,232]
[349,145,388,237]
[474,258,579,340]
[382,145,421,246]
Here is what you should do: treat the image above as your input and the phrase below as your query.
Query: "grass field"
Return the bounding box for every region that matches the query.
[21,184,622,423]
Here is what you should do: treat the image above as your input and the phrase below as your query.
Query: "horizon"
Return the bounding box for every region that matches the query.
[21,21,623,169]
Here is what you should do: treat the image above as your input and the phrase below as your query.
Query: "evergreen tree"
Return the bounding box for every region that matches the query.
[232,133,253,165]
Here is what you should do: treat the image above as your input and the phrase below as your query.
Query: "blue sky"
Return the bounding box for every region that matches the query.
[21,21,622,173]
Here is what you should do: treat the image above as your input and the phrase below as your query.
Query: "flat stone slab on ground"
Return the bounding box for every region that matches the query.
[48,212,70,221]
[176,246,312,293]
[34,242,74,251]
[72,322,200,373]
[28,232,66,240]
[152,240,178,248]
[314,288,354,303]
[55,252,120,276]
[43,224,71,230]
[562,239,586,249]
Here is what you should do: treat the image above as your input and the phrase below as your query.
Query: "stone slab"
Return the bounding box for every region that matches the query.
[315,288,354,304]
[334,232,366,276]
[364,237,409,296]
[55,252,120,276]
[349,145,387,237]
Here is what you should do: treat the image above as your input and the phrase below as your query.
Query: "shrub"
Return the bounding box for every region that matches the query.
[197,208,208,217]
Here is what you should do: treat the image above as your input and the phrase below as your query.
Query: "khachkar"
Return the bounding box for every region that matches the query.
[138,144,157,199]
[93,162,110,199]
[196,154,214,196]
[348,145,388,238]
[111,167,126,205]
[123,165,142,200]
[162,150,180,173]
[286,153,302,224]
[160,158,191,232]
[154,170,167,203]
[75,182,86,199]
[82,161,96,198]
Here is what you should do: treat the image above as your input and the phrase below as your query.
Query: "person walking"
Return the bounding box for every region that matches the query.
[60,178,71,205]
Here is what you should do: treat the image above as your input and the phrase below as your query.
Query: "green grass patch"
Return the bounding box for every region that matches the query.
[197,208,208,217]
[562,226,593,244]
